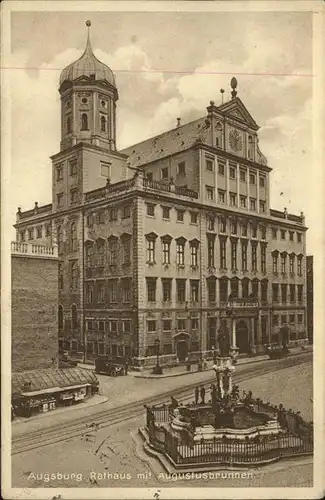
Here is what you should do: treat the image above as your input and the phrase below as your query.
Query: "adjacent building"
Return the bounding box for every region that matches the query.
[14,24,308,367]
[11,241,59,372]
[306,255,313,344]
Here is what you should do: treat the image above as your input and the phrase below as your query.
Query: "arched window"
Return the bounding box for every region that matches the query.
[71,304,78,329]
[85,243,94,268]
[58,305,64,330]
[70,222,77,252]
[242,278,250,298]
[251,279,259,298]
[70,261,78,289]
[81,113,88,131]
[100,116,106,132]
[97,239,105,266]
[219,277,228,303]
[67,116,72,134]
[248,135,254,159]
[230,277,239,298]
[56,224,63,248]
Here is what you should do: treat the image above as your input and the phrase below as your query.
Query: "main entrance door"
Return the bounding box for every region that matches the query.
[236,320,250,354]
[176,340,188,362]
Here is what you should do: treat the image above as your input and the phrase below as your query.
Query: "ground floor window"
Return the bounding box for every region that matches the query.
[163,344,173,354]
[71,340,78,352]
[207,317,217,350]
[261,316,268,344]
[147,345,157,356]
[190,341,199,352]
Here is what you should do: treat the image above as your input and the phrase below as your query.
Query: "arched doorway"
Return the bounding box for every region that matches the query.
[174,333,190,362]
[236,320,249,354]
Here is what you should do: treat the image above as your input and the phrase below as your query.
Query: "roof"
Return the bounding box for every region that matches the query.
[60,29,115,88]
[12,367,98,396]
[121,97,268,169]
[121,117,208,169]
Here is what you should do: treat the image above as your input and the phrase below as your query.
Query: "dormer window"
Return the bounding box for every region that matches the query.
[81,113,88,131]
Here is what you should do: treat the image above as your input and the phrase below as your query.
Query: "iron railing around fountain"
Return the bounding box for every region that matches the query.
[145,404,313,466]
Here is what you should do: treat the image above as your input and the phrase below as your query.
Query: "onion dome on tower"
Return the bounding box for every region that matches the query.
[60,20,116,89]
[59,21,118,152]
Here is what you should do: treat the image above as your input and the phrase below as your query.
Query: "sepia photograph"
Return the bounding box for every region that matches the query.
[1,1,324,499]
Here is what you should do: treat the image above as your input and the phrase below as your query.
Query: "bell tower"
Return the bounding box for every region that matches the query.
[59,21,118,152]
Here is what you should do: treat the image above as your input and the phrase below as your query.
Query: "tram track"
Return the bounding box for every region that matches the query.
[11,352,312,456]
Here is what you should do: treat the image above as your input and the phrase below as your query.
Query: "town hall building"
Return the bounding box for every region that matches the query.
[14,22,308,367]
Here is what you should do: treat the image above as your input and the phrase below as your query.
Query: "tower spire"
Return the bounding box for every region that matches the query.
[85,20,92,53]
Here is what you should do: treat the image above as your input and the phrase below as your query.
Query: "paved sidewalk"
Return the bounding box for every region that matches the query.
[77,345,312,379]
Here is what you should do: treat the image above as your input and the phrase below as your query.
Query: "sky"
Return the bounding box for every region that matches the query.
[8,9,316,250]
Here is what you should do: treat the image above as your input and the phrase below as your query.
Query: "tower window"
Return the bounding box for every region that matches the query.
[81,113,88,131]
[67,115,72,134]
[100,162,111,178]
[82,98,88,104]
[100,116,106,132]
[101,100,106,107]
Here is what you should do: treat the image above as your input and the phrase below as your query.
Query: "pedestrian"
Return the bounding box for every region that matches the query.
[203,357,207,370]
[124,360,128,375]
[195,387,199,405]
[200,386,206,404]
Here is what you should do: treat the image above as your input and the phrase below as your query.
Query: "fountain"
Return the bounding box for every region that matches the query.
[138,329,313,470]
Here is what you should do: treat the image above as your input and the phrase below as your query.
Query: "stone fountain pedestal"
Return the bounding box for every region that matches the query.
[212,356,235,397]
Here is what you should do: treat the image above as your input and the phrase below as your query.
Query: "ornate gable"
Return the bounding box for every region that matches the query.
[218,97,259,130]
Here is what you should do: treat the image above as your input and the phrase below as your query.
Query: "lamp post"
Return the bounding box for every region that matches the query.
[152,338,163,374]
[155,338,160,368]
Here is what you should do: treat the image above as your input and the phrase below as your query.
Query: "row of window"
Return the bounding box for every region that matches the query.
[19,224,52,241]
[85,279,132,304]
[271,283,304,303]
[87,204,132,226]
[145,277,269,304]
[145,158,266,186]
[86,319,131,334]
[206,237,266,272]
[56,158,78,181]
[57,222,78,252]
[146,235,267,272]
[272,228,302,243]
[56,189,79,208]
[66,113,107,134]
[147,317,199,333]
[85,236,132,268]
[272,253,303,276]
[205,187,266,212]
[58,304,78,330]
[273,313,304,326]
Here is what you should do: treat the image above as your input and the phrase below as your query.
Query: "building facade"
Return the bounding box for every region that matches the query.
[14,25,308,367]
[11,241,59,372]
